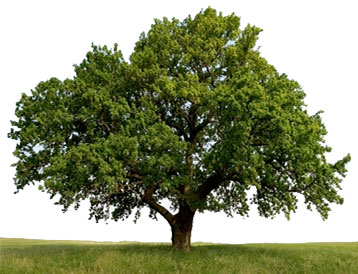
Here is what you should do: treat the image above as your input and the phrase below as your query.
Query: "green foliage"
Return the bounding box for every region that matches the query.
[9,8,350,226]
[1,238,358,273]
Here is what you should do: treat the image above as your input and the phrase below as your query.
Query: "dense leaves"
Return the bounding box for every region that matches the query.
[9,8,350,243]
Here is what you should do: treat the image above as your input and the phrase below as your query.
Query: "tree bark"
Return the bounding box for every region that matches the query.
[170,205,195,251]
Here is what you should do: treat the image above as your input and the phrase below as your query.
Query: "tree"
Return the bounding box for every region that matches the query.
[9,8,350,251]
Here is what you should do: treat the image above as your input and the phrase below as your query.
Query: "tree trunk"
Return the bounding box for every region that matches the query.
[143,185,196,251]
[171,206,195,251]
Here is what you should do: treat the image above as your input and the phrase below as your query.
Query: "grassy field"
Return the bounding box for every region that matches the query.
[1,238,357,274]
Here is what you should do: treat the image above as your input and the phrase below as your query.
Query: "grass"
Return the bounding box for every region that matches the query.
[1,238,357,273]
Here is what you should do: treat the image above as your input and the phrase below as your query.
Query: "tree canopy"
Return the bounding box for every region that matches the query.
[9,8,350,250]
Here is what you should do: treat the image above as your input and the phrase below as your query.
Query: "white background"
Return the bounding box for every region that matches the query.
[1,0,357,244]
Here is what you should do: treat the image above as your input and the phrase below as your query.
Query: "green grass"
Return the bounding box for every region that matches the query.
[1,238,357,274]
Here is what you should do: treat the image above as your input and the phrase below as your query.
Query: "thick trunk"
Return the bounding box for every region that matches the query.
[171,224,192,251]
[171,206,195,251]
[143,185,196,251]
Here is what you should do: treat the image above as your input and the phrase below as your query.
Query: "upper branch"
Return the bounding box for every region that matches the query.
[156,101,190,142]
[196,110,214,133]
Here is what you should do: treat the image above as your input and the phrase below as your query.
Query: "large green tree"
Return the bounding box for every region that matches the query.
[9,8,350,251]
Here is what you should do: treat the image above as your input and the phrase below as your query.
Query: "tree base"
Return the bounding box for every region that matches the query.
[171,228,191,251]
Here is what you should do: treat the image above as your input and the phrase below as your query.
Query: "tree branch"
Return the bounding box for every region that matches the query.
[99,108,112,135]
[195,167,227,199]
[156,101,190,142]
[196,110,214,133]
[143,185,175,225]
